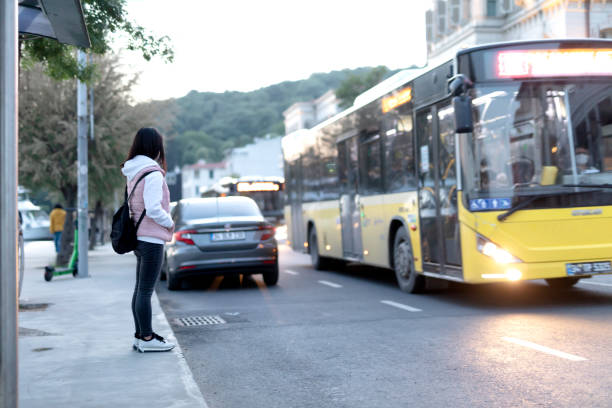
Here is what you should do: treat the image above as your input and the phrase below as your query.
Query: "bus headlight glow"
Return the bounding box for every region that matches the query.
[505,268,522,281]
[477,235,521,264]
[481,269,523,281]
[275,225,287,241]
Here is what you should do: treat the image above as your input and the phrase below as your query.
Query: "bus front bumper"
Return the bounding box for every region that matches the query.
[465,258,612,283]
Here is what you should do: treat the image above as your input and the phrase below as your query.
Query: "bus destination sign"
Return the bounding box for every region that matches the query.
[382,87,412,113]
[236,181,280,192]
[497,49,612,78]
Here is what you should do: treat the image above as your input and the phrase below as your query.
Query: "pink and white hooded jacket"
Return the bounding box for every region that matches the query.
[122,155,174,244]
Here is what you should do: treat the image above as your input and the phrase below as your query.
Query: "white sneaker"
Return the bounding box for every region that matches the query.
[133,337,139,350]
[137,333,175,353]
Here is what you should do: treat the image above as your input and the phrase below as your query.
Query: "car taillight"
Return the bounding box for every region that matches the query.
[175,230,196,245]
[259,225,275,241]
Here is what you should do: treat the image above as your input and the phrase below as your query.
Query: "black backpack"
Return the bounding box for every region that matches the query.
[110,171,157,254]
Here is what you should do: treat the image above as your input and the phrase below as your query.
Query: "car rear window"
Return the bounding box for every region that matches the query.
[180,198,261,220]
[218,199,261,217]
[181,201,217,220]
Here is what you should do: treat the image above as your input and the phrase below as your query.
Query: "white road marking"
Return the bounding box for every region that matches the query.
[318,280,343,288]
[282,269,299,276]
[580,280,612,287]
[502,337,587,362]
[380,300,422,312]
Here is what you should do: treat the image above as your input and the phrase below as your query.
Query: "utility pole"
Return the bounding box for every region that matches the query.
[77,50,89,278]
[0,0,19,406]
[88,54,94,141]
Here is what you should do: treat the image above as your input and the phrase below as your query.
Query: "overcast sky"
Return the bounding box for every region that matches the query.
[115,1,431,102]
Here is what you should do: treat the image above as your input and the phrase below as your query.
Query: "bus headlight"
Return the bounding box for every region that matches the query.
[505,268,522,281]
[477,235,521,264]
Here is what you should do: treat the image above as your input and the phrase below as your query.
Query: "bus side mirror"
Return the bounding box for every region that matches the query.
[448,74,474,134]
[452,96,473,134]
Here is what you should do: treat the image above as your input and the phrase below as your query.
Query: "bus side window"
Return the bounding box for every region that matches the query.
[359,133,383,195]
[303,145,320,202]
[384,110,415,192]
[319,131,339,201]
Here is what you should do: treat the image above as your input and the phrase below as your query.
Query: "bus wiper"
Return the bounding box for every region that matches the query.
[497,196,538,222]
[497,187,602,222]
[562,183,612,189]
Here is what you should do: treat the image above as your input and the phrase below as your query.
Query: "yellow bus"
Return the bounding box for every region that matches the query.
[282,39,612,293]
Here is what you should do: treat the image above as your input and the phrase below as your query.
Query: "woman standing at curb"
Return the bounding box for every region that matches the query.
[122,127,176,353]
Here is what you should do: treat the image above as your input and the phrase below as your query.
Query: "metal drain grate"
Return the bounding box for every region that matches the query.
[177,315,227,327]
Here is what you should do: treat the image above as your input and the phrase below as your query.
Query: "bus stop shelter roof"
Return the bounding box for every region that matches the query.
[18,0,90,48]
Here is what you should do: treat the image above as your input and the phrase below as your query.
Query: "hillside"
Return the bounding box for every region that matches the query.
[165,67,381,168]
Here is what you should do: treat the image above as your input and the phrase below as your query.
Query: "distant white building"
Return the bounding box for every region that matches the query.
[181,160,231,198]
[426,0,612,61]
[283,89,340,135]
[227,135,283,178]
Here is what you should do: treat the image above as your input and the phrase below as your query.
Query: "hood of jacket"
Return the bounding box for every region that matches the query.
[121,155,163,181]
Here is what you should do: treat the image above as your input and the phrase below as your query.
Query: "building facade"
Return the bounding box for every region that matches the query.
[227,135,283,178]
[426,0,612,61]
[283,89,340,135]
[181,160,231,199]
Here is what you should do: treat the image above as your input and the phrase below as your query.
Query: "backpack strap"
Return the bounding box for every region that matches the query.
[126,170,160,230]
[134,210,148,231]
[126,170,158,203]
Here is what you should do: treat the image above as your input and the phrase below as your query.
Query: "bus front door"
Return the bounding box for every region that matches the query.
[416,105,462,278]
[338,138,363,260]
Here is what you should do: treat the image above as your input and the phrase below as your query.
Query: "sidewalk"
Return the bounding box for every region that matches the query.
[18,241,208,408]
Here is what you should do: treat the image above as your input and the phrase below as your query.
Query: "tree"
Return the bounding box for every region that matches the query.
[335,66,391,109]
[167,68,373,168]
[18,56,174,261]
[18,0,174,261]
[20,0,173,81]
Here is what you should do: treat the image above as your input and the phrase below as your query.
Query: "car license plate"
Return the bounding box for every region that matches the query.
[211,231,246,242]
[566,261,612,276]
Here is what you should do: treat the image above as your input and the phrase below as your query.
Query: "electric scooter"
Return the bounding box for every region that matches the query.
[44,222,78,281]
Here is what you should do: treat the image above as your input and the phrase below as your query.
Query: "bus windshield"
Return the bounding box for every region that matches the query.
[461,80,612,208]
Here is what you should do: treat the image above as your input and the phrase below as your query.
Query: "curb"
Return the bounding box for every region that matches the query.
[153,292,209,408]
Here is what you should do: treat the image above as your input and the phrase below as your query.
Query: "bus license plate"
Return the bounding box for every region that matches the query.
[566,261,612,276]
[211,231,246,242]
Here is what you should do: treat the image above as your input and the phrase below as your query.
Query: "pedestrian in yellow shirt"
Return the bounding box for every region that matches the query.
[49,204,66,253]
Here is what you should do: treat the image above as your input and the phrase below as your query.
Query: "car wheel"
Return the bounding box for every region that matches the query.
[160,255,168,281]
[545,277,579,289]
[263,261,279,286]
[393,227,425,293]
[44,266,53,282]
[166,271,181,290]
[309,228,330,270]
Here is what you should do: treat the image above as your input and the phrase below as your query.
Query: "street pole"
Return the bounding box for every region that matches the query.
[77,50,89,278]
[88,54,94,141]
[0,0,19,406]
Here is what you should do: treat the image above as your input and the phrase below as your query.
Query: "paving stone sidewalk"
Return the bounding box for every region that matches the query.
[19,241,208,408]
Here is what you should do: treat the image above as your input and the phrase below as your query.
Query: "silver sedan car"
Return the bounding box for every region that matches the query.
[162,196,278,290]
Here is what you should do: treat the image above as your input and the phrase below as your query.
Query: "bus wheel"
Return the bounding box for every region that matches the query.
[309,228,329,270]
[393,228,425,293]
[545,277,580,289]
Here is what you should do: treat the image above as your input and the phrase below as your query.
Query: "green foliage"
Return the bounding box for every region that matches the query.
[20,0,173,81]
[335,66,393,109]
[168,67,374,168]
[18,56,169,207]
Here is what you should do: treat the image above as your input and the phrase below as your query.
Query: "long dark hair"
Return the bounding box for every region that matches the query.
[124,127,167,171]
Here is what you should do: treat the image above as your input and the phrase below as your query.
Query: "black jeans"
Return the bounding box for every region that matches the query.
[132,241,164,338]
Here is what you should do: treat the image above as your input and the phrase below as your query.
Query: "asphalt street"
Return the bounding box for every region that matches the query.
[156,243,612,408]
